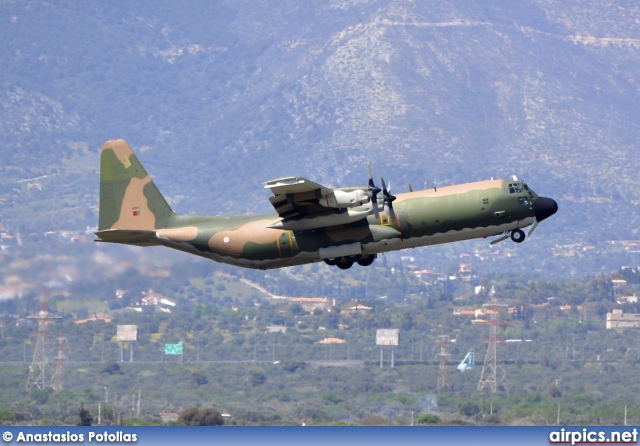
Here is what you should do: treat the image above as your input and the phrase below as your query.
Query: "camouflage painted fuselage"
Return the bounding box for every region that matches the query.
[96,140,557,270]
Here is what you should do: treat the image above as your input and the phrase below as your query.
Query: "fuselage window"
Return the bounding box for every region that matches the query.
[518,197,530,205]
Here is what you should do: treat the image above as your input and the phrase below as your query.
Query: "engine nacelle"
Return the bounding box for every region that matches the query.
[319,189,370,208]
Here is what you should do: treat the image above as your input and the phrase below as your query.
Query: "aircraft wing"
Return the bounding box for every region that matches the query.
[263,176,371,230]
[264,177,334,219]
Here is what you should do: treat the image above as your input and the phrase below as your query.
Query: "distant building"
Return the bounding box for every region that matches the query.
[141,289,176,308]
[454,308,498,317]
[606,309,640,329]
[453,309,477,316]
[318,337,346,344]
[74,313,112,324]
[414,269,441,276]
[159,412,179,423]
[559,305,583,312]
[347,303,371,313]
[611,279,627,287]
[617,295,638,305]
[289,297,330,313]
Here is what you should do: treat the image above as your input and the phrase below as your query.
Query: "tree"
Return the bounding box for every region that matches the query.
[77,404,93,426]
[282,360,306,373]
[359,414,388,426]
[458,400,481,418]
[29,388,52,405]
[250,371,266,387]
[100,362,124,375]
[0,407,14,424]
[289,304,304,315]
[548,386,562,398]
[178,407,224,426]
[189,372,209,388]
[417,413,440,424]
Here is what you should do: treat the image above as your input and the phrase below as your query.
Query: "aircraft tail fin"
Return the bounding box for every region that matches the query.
[98,139,177,231]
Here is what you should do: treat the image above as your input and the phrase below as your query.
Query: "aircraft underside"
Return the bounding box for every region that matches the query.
[151,217,537,270]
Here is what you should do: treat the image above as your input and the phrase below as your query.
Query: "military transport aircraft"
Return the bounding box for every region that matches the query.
[96,139,558,270]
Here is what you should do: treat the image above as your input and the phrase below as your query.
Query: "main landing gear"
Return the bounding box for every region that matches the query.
[323,254,377,269]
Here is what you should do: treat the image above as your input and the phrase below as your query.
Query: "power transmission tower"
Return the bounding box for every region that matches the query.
[477,301,511,393]
[50,336,69,391]
[436,332,451,390]
[26,304,60,390]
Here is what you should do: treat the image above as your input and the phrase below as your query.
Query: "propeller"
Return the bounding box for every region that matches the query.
[366,162,381,219]
[380,176,397,222]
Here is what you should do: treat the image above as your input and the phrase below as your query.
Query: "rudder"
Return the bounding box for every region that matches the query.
[98,139,176,231]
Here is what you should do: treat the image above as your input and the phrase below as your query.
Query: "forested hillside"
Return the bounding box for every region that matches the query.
[0,257,639,426]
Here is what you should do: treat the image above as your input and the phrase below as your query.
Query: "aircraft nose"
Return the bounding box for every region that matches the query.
[534,196,558,222]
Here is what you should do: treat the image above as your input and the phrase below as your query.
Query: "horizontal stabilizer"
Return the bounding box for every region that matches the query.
[94,229,160,247]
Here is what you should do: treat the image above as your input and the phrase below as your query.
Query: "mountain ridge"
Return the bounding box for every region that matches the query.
[0,1,638,262]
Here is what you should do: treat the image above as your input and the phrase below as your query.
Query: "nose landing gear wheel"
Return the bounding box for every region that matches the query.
[510,229,525,243]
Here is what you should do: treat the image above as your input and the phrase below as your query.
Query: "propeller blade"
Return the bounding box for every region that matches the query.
[388,206,397,222]
[408,182,413,192]
[380,176,397,222]
[527,220,539,237]
[366,162,381,219]
[366,162,375,186]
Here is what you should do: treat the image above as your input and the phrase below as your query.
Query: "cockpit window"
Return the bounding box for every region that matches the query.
[508,182,526,194]
[518,197,530,205]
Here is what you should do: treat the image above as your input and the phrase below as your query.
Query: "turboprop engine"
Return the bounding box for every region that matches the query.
[319,189,370,208]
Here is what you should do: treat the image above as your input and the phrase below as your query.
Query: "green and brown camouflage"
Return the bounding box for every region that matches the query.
[96,139,557,270]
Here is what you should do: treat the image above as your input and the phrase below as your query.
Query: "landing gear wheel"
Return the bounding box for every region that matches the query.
[337,258,354,269]
[357,255,376,267]
[510,229,525,243]
[323,258,339,266]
